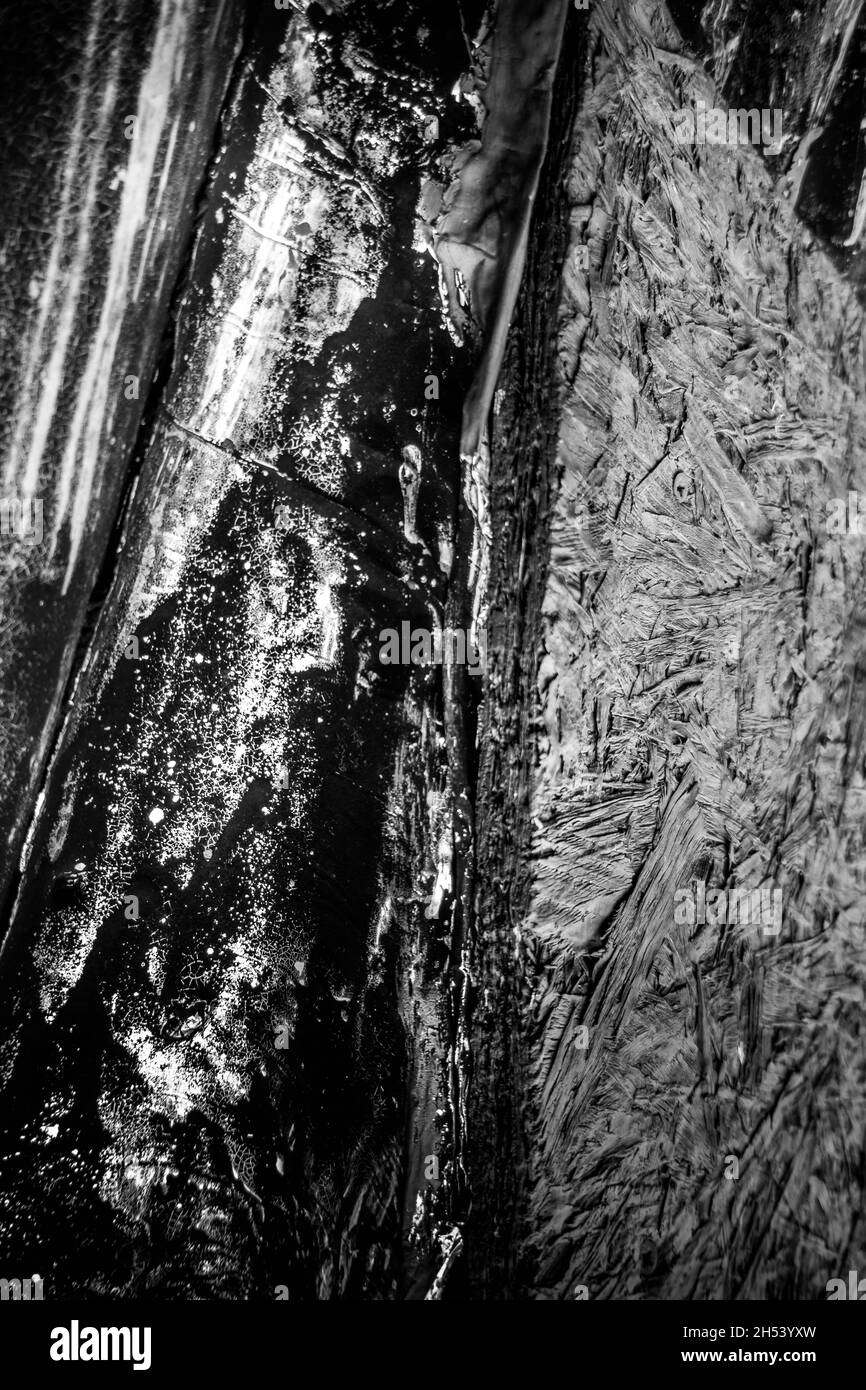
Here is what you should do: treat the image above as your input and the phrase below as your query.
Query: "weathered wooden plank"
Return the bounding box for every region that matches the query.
[0,0,244,912]
[0,0,479,1300]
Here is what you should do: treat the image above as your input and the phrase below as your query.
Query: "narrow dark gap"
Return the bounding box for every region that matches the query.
[460,4,584,1299]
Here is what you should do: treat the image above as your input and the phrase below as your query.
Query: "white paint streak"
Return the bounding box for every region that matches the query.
[4,11,103,498]
[55,0,196,589]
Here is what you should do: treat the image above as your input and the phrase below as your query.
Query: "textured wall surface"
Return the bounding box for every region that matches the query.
[470,0,866,1301]
[0,0,864,1304]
